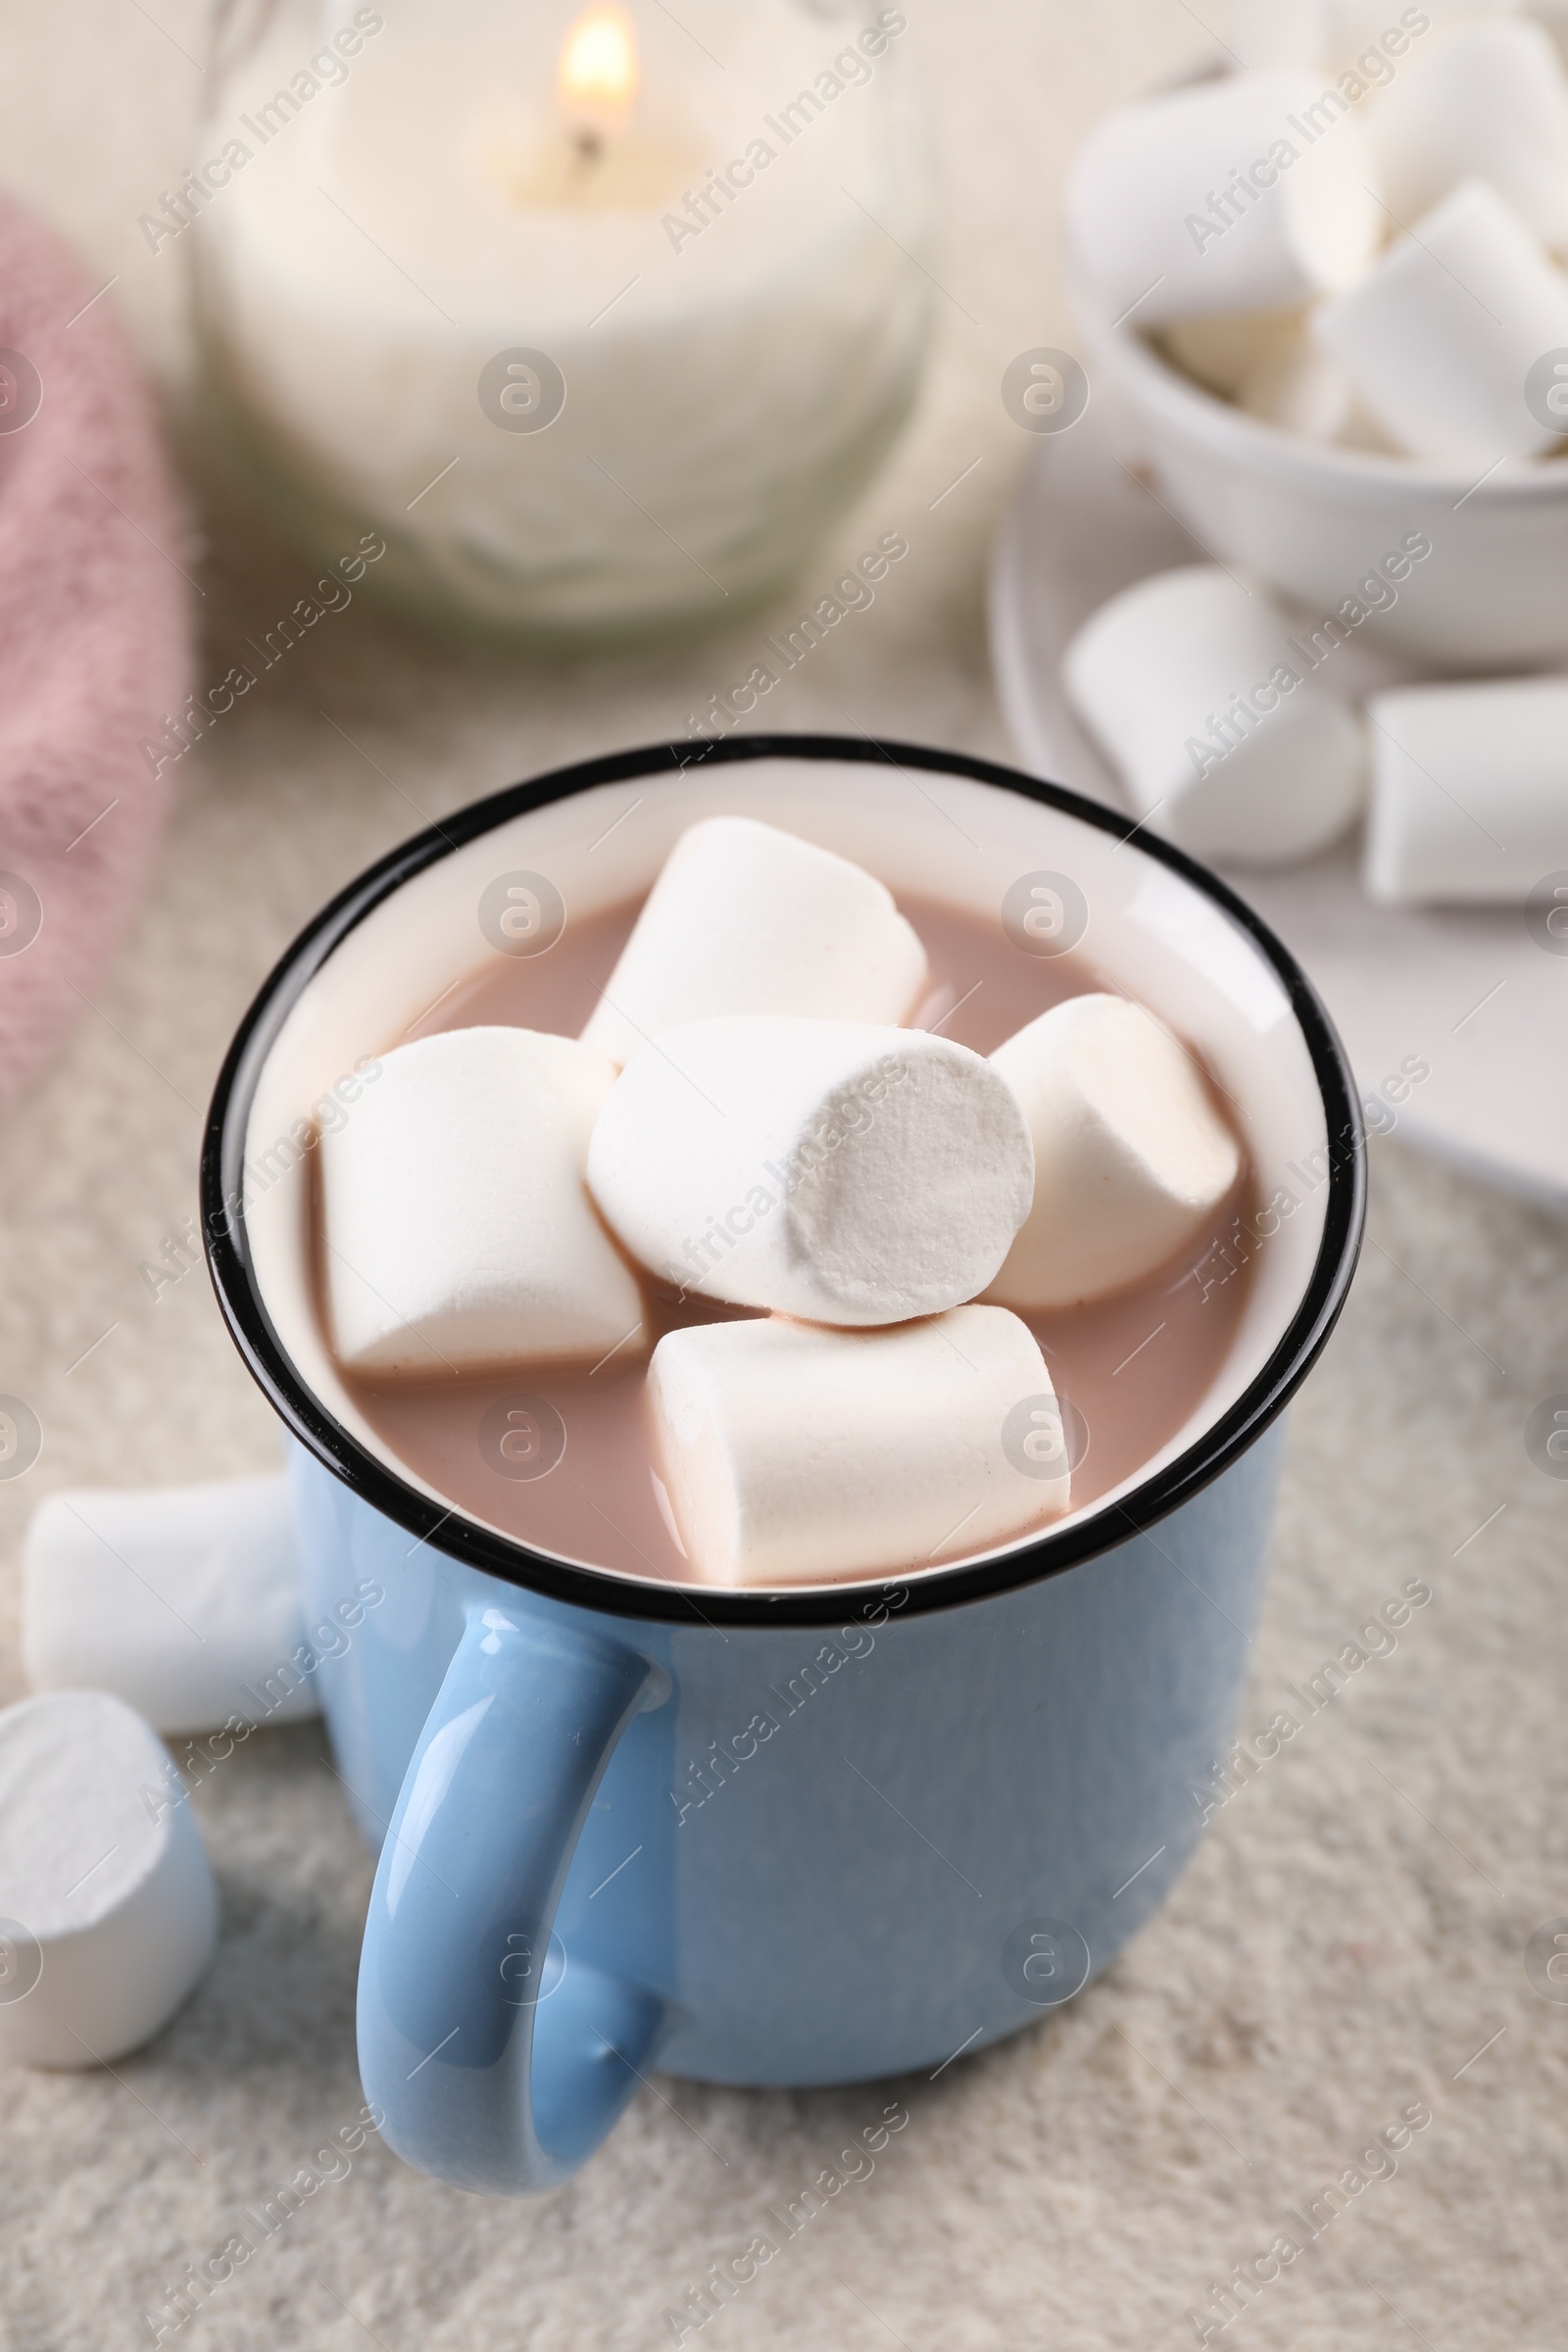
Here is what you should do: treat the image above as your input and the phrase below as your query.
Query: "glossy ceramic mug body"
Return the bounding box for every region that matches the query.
[203,736,1364,2197]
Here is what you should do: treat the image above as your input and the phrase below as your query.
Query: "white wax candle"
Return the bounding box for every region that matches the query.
[192,0,930,635]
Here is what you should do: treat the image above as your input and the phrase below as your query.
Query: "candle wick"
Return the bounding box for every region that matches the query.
[571,125,605,167]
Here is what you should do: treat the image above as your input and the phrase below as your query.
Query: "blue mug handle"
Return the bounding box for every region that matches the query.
[356,1598,666,2195]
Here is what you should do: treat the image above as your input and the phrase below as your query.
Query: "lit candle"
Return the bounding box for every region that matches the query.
[191,0,930,639]
[558,3,640,153]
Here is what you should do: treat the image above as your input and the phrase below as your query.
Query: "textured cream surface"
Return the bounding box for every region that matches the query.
[0,0,1561,2344]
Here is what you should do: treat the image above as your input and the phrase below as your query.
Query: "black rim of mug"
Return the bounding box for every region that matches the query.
[201,733,1366,1628]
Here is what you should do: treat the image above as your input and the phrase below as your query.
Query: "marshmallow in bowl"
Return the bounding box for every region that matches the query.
[579,816,928,1068]
[1164,307,1308,399]
[1062,566,1367,867]
[587,1017,1034,1325]
[1363,674,1568,903]
[321,1027,645,1376]
[985,995,1242,1311]
[1067,74,1382,328]
[1368,20,1568,247]
[0,1690,218,2068]
[1237,328,1403,450]
[1315,179,1568,459]
[650,1306,1070,1586]
[22,1473,315,1735]
[1238,331,1359,439]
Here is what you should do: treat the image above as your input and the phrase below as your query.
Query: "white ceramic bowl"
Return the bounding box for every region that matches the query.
[1073,270,1568,670]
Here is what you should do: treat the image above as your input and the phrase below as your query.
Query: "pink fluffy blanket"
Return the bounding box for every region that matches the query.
[0,191,191,1111]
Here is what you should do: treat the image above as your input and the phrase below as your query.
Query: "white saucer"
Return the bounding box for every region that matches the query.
[988,406,1568,1213]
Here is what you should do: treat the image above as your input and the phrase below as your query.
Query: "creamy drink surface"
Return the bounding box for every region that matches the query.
[319,893,1256,1585]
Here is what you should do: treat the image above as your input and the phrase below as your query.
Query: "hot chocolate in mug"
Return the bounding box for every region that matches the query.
[202,735,1364,2196]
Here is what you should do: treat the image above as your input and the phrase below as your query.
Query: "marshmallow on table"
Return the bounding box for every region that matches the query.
[23,1473,316,1735]
[0,1691,218,2067]
[1363,675,1568,903]
[1067,74,1382,328]
[321,1026,645,1377]
[1062,565,1367,867]
[588,1017,1034,1324]
[1315,179,1568,459]
[650,1306,1069,1587]
[1368,20,1568,247]
[985,995,1242,1311]
[579,816,928,1069]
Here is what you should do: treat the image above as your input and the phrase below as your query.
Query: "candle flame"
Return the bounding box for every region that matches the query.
[558,5,640,139]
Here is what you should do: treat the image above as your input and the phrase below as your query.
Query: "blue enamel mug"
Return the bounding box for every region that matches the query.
[202,735,1363,2197]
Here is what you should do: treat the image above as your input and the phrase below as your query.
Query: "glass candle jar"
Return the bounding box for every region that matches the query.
[183,0,934,643]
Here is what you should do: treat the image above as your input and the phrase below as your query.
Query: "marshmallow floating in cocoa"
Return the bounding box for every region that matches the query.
[985,995,1242,1311]
[587,1017,1034,1325]
[23,1473,315,1736]
[0,1690,218,2068]
[1315,179,1568,459]
[580,816,928,1069]
[321,1026,645,1376]
[1062,566,1366,867]
[1368,19,1568,248]
[1067,74,1382,328]
[650,1305,1070,1587]
[1363,674,1568,903]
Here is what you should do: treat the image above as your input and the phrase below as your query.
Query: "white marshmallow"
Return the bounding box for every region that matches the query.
[985,995,1243,1310]
[1239,331,1359,438]
[1163,306,1308,397]
[580,817,928,1069]
[1315,178,1568,458]
[1067,75,1382,327]
[1369,21,1568,249]
[1235,324,1400,446]
[587,1017,1034,1325]
[0,1691,218,2067]
[1062,566,1367,867]
[23,1474,316,1736]
[321,1026,645,1377]
[650,1305,1070,1587]
[1363,675,1568,902]
[1334,396,1406,453]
